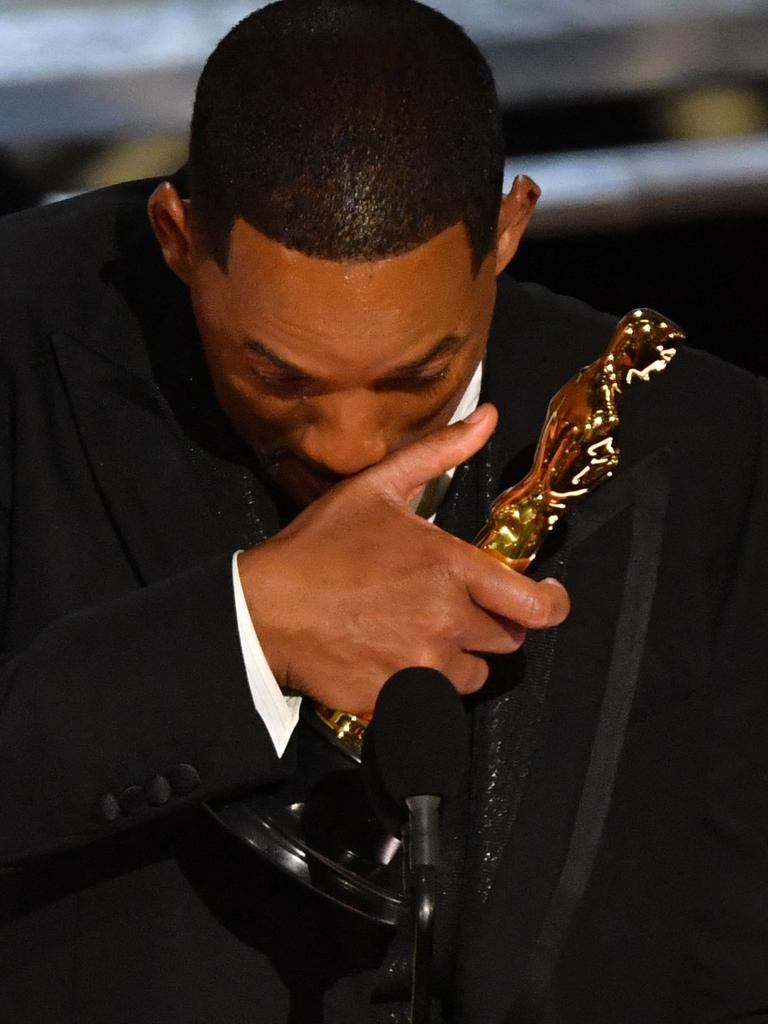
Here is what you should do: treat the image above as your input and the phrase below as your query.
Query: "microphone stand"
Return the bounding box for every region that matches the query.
[360,667,468,1023]
[405,795,440,1024]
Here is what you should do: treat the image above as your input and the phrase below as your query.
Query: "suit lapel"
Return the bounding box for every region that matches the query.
[454,449,671,1024]
[433,278,676,1022]
[50,260,232,584]
[514,449,670,1022]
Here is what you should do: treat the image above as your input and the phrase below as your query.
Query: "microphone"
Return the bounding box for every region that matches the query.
[361,667,469,1024]
[362,666,469,862]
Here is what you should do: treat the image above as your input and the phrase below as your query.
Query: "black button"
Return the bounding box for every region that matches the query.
[92,792,120,824]
[167,763,200,795]
[118,785,146,816]
[144,774,172,806]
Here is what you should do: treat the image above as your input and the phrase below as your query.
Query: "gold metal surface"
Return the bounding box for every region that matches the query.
[474,307,683,568]
[314,705,370,759]
[315,307,684,755]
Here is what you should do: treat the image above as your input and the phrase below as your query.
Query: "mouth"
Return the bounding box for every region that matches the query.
[258,450,346,504]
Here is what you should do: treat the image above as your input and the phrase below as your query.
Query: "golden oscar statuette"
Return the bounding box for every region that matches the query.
[316,308,685,758]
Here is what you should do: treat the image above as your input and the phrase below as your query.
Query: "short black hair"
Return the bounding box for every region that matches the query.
[189,0,504,274]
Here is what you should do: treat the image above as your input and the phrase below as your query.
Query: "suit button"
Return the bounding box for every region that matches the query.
[144,774,172,807]
[167,763,201,795]
[118,785,146,816]
[92,792,120,824]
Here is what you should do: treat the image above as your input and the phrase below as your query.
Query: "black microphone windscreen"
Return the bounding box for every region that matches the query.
[363,667,469,806]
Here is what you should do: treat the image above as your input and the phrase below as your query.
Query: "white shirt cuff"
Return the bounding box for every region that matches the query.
[231,550,301,757]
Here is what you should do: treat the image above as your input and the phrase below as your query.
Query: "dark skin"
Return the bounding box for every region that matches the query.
[148,176,570,713]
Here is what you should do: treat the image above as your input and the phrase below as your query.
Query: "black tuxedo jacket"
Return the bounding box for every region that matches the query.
[1,179,767,1024]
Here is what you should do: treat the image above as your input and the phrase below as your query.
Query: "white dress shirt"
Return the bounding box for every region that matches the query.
[232,361,484,756]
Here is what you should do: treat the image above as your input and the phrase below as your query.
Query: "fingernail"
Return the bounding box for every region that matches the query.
[541,576,566,596]
[541,577,569,623]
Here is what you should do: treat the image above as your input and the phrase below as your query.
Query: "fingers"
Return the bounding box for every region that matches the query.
[447,652,491,695]
[463,548,570,629]
[460,607,528,656]
[365,403,498,506]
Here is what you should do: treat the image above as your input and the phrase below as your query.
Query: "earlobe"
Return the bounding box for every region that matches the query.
[147,182,194,284]
[494,174,541,276]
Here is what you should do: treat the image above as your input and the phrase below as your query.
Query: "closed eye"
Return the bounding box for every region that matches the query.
[251,367,451,398]
[251,370,318,397]
[374,368,450,394]
[243,333,465,398]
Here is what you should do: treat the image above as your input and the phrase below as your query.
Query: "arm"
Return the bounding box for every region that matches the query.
[0,403,569,867]
[0,554,290,864]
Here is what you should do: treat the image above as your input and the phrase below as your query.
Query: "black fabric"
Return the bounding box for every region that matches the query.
[515,451,670,1021]
[1,179,767,1023]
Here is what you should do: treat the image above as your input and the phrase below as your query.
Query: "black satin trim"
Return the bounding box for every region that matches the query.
[512,450,671,1022]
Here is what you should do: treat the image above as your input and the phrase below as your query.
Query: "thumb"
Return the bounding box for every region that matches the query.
[367,403,498,505]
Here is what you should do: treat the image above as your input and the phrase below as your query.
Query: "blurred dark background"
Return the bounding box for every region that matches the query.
[505,91,768,376]
[2,0,767,374]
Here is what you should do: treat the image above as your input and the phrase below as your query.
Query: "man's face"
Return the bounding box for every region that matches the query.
[186,218,497,506]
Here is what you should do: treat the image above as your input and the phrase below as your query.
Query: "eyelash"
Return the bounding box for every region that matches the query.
[386,368,449,394]
[253,367,450,397]
[255,373,312,393]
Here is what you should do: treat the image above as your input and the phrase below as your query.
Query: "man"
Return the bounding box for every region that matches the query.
[1,1,766,1021]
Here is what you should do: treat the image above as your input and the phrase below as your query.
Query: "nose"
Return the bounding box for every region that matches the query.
[298,393,392,478]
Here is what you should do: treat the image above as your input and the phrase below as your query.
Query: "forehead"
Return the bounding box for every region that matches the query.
[219,217,490,373]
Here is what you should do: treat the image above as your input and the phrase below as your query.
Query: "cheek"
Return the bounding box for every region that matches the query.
[381,390,462,445]
[198,348,300,449]
[193,323,297,446]
[222,385,306,450]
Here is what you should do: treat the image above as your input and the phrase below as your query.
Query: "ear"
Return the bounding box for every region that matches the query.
[494,174,541,276]
[147,182,195,285]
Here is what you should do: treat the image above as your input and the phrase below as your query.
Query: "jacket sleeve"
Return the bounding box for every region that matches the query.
[0,552,292,864]
[684,376,768,1020]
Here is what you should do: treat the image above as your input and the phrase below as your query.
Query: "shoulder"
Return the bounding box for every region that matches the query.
[493,275,764,487]
[498,274,760,410]
[0,179,163,339]
[495,276,617,365]
[0,177,165,372]
[0,177,161,273]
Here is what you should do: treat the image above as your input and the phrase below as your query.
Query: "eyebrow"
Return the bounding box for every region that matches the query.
[243,333,468,379]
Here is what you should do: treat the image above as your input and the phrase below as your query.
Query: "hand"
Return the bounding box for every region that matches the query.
[238,404,570,714]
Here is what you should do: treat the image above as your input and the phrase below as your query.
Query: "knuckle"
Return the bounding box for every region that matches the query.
[421,596,457,642]
[423,545,462,582]
[428,560,455,588]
